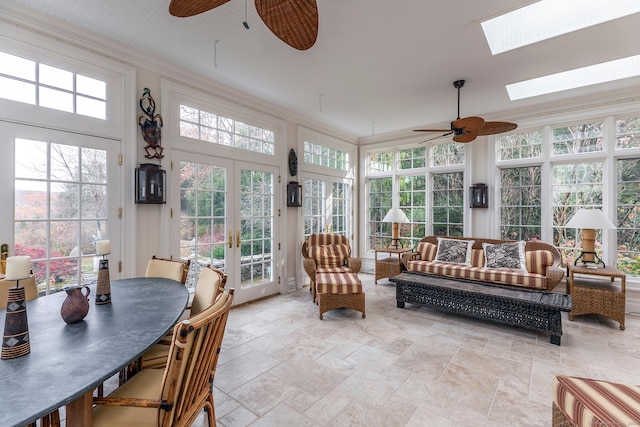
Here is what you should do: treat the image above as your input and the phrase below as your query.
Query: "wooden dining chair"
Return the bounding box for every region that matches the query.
[92,288,234,427]
[145,255,191,284]
[137,265,227,371]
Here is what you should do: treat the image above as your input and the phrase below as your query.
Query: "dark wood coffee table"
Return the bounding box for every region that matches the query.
[390,272,572,345]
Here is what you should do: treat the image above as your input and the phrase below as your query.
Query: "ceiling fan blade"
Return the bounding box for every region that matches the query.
[453,132,477,143]
[169,0,231,17]
[418,131,454,144]
[413,128,452,133]
[255,0,318,50]
[452,116,484,132]
[476,121,518,135]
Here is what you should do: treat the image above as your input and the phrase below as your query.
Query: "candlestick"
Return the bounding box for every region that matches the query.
[96,258,111,305]
[96,240,110,256]
[5,256,31,281]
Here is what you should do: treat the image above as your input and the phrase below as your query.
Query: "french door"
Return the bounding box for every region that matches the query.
[175,152,281,305]
[0,121,121,294]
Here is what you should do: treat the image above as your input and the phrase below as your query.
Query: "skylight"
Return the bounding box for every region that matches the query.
[482,0,640,55]
[506,55,640,100]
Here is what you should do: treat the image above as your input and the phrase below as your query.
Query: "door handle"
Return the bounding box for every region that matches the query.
[228,231,233,248]
[236,230,241,248]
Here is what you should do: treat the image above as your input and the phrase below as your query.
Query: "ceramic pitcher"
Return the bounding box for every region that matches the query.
[60,285,91,324]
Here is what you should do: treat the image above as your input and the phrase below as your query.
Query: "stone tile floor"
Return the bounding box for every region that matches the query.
[84,273,640,426]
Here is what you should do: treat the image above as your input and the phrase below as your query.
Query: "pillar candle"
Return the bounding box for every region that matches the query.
[96,240,111,255]
[5,256,31,280]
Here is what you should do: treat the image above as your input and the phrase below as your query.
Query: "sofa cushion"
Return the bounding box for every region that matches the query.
[483,241,526,271]
[434,238,474,265]
[404,260,548,290]
[309,243,349,268]
[417,241,437,262]
[525,250,554,275]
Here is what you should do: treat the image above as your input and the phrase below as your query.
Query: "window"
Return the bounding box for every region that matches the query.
[497,130,542,161]
[0,51,107,119]
[303,178,326,236]
[368,151,393,173]
[553,162,604,265]
[368,177,392,248]
[14,138,109,293]
[303,141,349,170]
[432,172,464,236]
[500,167,542,240]
[617,158,640,276]
[399,147,426,169]
[179,105,275,155]
[331,181,350,236]
[617,117,640,150]
[399,175,426,247]
[431,142,464,166]
[553,122,604,155]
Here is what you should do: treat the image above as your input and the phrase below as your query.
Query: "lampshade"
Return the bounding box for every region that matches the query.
[382,208,409,223]
[565,209,616,230]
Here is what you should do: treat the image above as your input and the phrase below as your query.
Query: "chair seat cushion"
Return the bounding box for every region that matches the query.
[553,375,640,427]
[93,369,164,427]
[316,266,352,274]
[316,272,362,294]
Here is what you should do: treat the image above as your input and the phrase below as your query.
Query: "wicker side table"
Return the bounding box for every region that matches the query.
[374,247,412,284]
[568,265,626,330]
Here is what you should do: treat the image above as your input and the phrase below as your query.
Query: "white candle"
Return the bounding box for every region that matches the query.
[96,240,111,255]
[5,256,31,280]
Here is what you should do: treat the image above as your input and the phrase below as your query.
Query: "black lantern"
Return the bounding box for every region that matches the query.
[135,163,166,204]
[287,181,302,207]
[470,183,488,208]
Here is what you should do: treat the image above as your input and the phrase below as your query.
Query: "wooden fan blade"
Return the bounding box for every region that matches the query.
[453,132,477,143]
[476,121,518,135]
[418,131,454,143]
[169,0,230,17]
[255,0,318,50]
[413,129,451,133]
[453,116,484,132]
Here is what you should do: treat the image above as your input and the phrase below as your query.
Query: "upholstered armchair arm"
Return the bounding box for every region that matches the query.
[346,257,361,274]
[303,258,317,282]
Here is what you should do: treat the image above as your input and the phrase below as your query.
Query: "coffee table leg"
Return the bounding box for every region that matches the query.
[550,334,561,346]
[397,301,405,308]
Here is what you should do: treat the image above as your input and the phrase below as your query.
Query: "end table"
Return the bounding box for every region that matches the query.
[374,247,412,284]
[568,264,626,330]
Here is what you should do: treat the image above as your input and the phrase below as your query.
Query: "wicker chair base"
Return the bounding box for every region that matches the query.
[552,402,573,427]
[317,292,365,320]
[391,272,572,345]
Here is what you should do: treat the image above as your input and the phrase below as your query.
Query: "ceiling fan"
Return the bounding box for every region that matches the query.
[168,0,318,51]
[414,80,517,143]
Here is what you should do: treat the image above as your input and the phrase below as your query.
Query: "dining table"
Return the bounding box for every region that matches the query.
[0,277,188,427]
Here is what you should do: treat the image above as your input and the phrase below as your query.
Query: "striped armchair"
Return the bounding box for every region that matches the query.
[301,233,361,301]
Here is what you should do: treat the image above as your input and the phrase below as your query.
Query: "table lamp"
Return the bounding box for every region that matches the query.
[565,208,616,267]
[95,240,111,304]
[382,208,409,248]
[2,255,31,360]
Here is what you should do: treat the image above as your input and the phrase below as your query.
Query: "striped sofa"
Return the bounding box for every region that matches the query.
[402,236,565,291]
[552,375,640,426]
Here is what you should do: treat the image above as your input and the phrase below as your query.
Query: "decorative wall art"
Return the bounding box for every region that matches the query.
[138,88,164,159]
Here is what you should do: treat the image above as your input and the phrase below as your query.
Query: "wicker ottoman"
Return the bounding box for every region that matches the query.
[552,375,640,426]
[315,272,365,320]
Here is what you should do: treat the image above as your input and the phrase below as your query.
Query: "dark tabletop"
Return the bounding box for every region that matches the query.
[0,277,188,426]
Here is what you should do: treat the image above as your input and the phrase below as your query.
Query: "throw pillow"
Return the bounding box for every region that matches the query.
[434,238,474,265]
[309,244,348,268]
[417,242,437,261]
[483,241,527,271]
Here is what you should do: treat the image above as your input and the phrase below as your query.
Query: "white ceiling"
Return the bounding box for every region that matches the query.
[4,0,640,138]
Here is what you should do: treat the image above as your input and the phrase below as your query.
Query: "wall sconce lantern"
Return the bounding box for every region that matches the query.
[135,163,166,204]
[287,181,302,207]
[470,183,488,208]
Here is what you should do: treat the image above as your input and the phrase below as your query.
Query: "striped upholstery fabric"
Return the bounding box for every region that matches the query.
[471,248,485,268]
[307,233,350,247]
[417,242,437,262]
[309,243,349,268]
[525,250,554,275]
[553,375,640,426]
[405,260,548,290]
[316,272,362,295]
[317,266,351,274]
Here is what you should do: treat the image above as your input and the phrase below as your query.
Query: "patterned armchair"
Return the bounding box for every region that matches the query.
[301,233,361,301]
